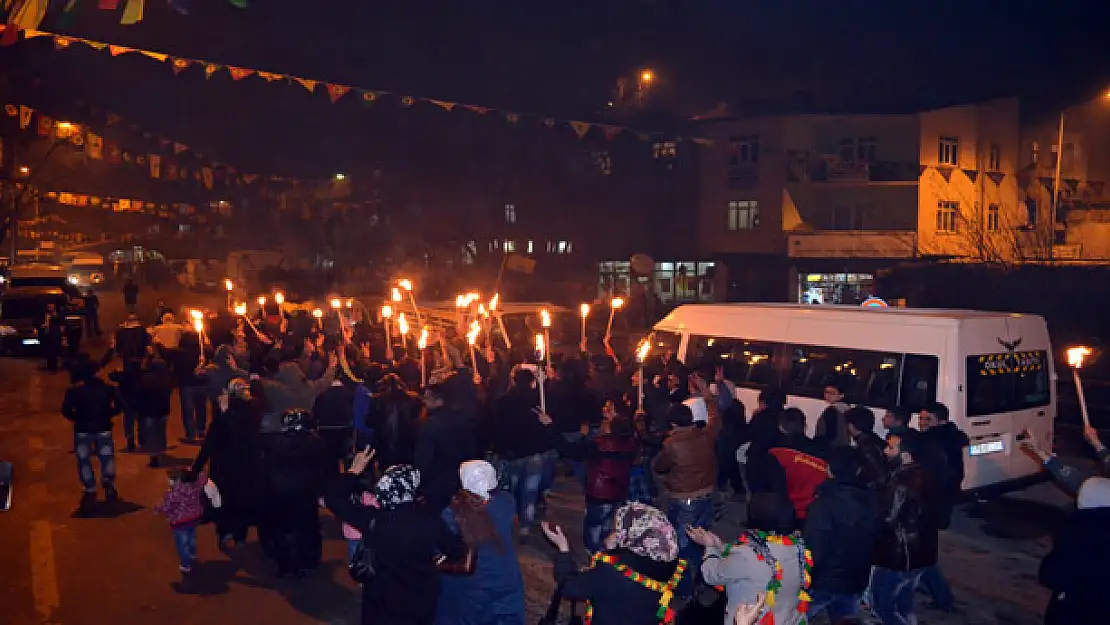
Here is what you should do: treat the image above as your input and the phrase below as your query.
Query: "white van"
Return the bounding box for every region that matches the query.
[652,303,1055,491]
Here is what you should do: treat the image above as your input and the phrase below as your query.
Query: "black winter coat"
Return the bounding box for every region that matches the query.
[61,378,123,434]
[853,431,889,490]
[325,473,467,625]
[492,390,558,460]
[554,549,679,625]
[414,407,478,511]
[804,478,881,594]
[1040,506,1110,625]
[873,463,942,571]
[922,422,970,527]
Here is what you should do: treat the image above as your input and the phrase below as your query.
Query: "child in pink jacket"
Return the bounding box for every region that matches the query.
[154,470,207,573]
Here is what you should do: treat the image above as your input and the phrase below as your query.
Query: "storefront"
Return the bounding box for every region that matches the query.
[798,271,876,305]
[597,259,716,303]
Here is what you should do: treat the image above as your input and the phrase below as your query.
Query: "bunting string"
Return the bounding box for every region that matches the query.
[0,24,711,147]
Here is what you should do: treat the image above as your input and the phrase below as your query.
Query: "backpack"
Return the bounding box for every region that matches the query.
[347,518,377,584]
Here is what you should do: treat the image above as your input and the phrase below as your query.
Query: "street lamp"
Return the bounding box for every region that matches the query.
[17,166,30,176]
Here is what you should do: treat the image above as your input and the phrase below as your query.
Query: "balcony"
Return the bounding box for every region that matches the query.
[787,230,918,259]
[786,156,919,184]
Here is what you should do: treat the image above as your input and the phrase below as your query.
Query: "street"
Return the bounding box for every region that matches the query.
[0,288,1074,625]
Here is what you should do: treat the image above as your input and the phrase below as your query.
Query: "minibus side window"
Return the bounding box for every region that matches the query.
[650,331,683,359]
[786,345,902,408]
[687,335,780,390]
[900,354,939,413]
[966,351,1050,417]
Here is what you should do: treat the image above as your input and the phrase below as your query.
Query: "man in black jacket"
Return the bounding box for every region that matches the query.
[872,431,943,625]
[918,401,969,612]
[845,406,888,490]
[804,446,880,623]
[61,362,124,506]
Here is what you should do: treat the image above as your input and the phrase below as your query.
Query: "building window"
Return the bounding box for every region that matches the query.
[838,139,855,163]
[726,200,760,230]
[936,200,959,233]
[526,240,534,255]
[653,141,677,159]
[1031,141,1040,165]
[987,203,1000,232]
[504,240,516,253]
[857,136,877,162]
[1025,198,1038,227]
[557,240,571,254]
[938,137,960,166]
[504,203,517,224]
[988,144,1001,171]
[728,135,759,165]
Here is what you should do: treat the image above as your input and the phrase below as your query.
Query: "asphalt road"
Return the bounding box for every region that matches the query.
[0,286,1081,625]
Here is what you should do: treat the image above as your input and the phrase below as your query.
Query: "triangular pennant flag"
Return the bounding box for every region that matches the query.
[326,83,351,103]
[108,45,134,56]
[10,0,49,29]
[174,142,188,154]
[53,35,73,49]
[140,50,168,62]
[203,63,221,79]
[428,99,456,112]
[919,164,928,177]
[569,121,591,139]
[505,112,520,123]
[256,71,283,82]
[82,39,107,51]
[106,112,122,125]
[18,105,33,129]
[0,26,20,48]
[400,96,415,107]
[242,173,259,184]
[148,154,161,178]
[37,115,53,136]
[120,0,144,25]
[23,29,49,39]
[4,104,17,116]
[963,169,979,183]
[171,58,190,74]
[98,0,120,8]
[227,66,254,81]
[294,77,317,93]
[86,133,103,159]
[135,154,146,166]
[936,167,953,183]
[691,137,713,146]
[360,90,378,104]
[986,171,1005,187]
[602,125,623,142]
[462,104,488,115]
[122,151,133,163]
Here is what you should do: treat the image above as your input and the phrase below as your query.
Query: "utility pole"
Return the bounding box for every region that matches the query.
[1049,111,1065,260]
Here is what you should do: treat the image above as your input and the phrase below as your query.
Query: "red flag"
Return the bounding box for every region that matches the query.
[171,58,191,74]
[227,67,254,81]
[37,115,53,136]
[0,26,20,48]
[99,0,121,8]
[326,84,351,103]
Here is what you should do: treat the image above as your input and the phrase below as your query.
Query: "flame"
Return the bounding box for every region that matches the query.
[535,334,545,358]
[189,309,204,321]
[418,327,429,350]
[257,295,267,306]
[489,293,499,311]
[540,308,552,328]
[611,297,625,310]
[455,294,467,308]
[233,303,247,316]
[398,278,413,292]
[398,313,409,335]
[1067,346,1092,369]
[381,305,393,319]
[192,319,204,333]
[478,303,488,317]
[330,298,342,309]
[636,339,651,362]
[312,308,323,319]
[392,288,403,303]
[224,278,234,291]
[274,292,285,305]
[580,303,590,318]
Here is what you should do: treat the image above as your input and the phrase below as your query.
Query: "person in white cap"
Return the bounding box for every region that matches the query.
[434,460,525,625]
[1020,430,1110,624]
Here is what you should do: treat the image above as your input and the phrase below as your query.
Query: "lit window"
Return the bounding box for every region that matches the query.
[504,240,516,253]
[726,200,760,230]
[546,241,554,253]
[1031,141,1039,165]
[987,204,1000,232]
[526,240,534,254]
[989,144,1001,171]
[557,241,568,254]
[727,135,759,165]
[938,137,960,166]
[653,141,677,159]
[566,241,572,253]
[504,204,517,224]
[936,200,959,233]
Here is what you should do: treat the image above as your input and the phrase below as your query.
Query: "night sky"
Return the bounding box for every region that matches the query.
[3,0,1109,177]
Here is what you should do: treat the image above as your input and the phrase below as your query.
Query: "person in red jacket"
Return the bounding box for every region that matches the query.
[765,408,829,530]
[580,406,639,553]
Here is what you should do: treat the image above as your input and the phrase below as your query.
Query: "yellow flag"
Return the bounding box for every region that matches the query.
[201,167,213,190]
[148,154,161,178]
[121,0,144,25]
[11,0,48,29]
[569,121,591,139]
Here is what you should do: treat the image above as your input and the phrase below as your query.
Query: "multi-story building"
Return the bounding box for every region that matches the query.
[696,98,1028,303]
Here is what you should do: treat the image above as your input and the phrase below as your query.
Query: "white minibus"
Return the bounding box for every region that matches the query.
[652,303,1055,491]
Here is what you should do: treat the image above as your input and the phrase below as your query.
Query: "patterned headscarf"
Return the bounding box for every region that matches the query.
[610,502,679,562]
[375,465,421,510]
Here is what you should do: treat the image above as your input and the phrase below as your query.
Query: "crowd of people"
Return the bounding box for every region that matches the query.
[52,294,1110,625]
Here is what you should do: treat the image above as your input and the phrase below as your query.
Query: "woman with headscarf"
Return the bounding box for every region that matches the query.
[367,373,422,471]
[416,370,479,511]
[137,354,175,468]
[434,460,525,625]
[191,377,264,549]
[325,456,468,625]
[257,408,331,578]
[541,502,684,625]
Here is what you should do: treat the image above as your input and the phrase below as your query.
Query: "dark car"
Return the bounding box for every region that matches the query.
[0,287,84,355]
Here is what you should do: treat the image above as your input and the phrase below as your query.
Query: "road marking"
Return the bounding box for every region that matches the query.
[28,438,46,473]
[29,520,60,624]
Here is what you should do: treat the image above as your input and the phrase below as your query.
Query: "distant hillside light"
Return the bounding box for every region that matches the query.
[334,173,347,181]
[640,69,654,84]
[18,166,30,176]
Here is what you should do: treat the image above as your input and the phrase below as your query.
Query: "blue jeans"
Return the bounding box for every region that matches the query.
[347,538,360,564]
[172,526,198,569]
[74,431,116,493]
[583,501,619,554]
[180,386,208,439]
[872,567,924,625]
[506,454,547,528]
[122,410,142,446]
[809,590,861,623]
[666,495,714,597]
[561,432,588,485]
[538,450,558,495]
[918,564,955,608]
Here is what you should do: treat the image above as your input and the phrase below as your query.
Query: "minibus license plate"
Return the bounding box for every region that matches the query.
[21,339,40,346]
[969,440,1004,456]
